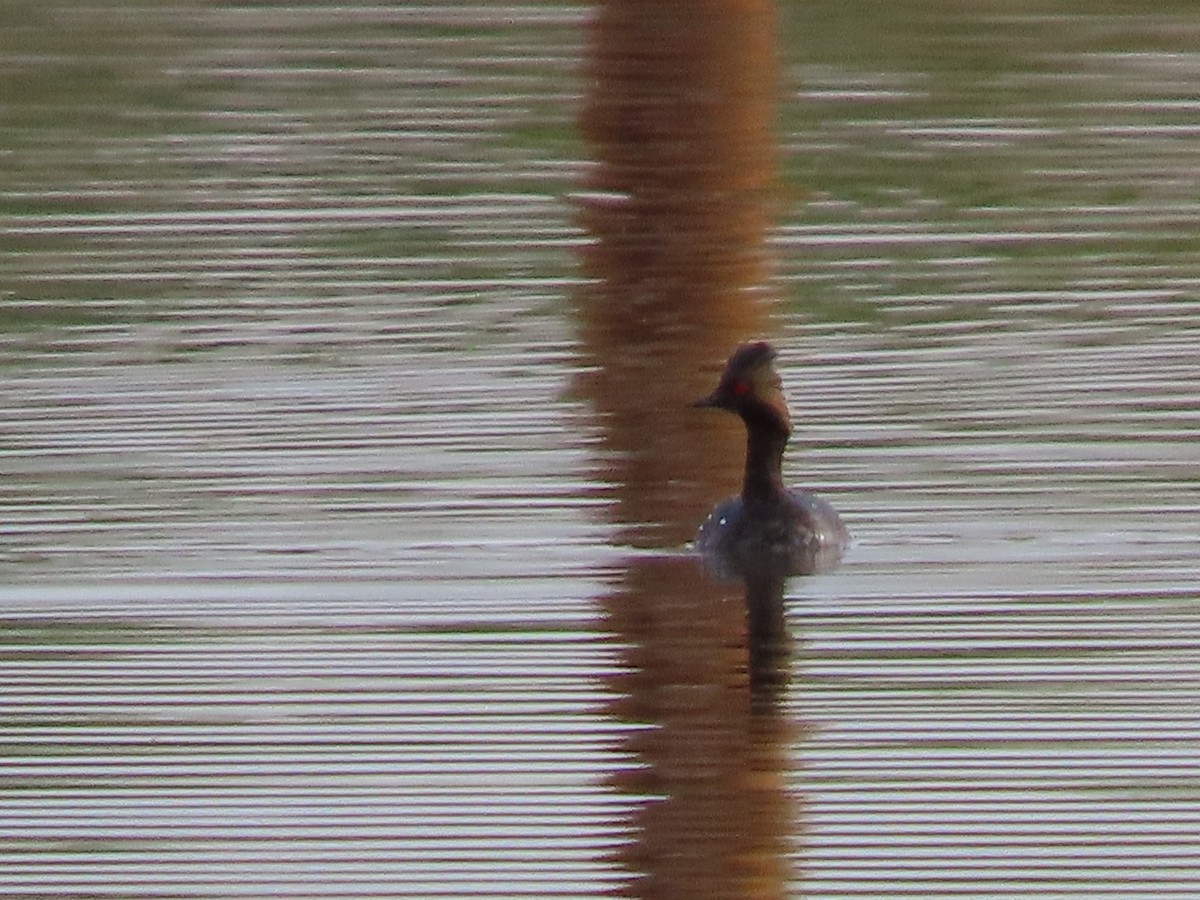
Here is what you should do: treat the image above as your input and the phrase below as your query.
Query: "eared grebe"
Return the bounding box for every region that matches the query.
[694,341,849,578]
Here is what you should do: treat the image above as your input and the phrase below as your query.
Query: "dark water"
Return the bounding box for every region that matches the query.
[4,2,1200,897]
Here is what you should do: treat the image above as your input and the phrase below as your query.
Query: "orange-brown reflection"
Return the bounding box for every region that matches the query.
[574,2,805,898]
[575,0,780,543]
[604,558,799,899]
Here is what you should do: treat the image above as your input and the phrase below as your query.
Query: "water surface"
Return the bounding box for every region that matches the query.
[3,2,1200,897]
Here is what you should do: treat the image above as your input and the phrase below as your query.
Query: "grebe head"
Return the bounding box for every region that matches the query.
[694,341,791,435]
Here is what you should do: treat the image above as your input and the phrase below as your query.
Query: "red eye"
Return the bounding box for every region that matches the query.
[731,380,749,396]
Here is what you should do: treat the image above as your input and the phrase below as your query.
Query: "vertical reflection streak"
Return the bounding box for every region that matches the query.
[575,2,806,898]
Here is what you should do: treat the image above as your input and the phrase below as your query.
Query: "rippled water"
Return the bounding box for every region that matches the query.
[4,3,1200,898]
